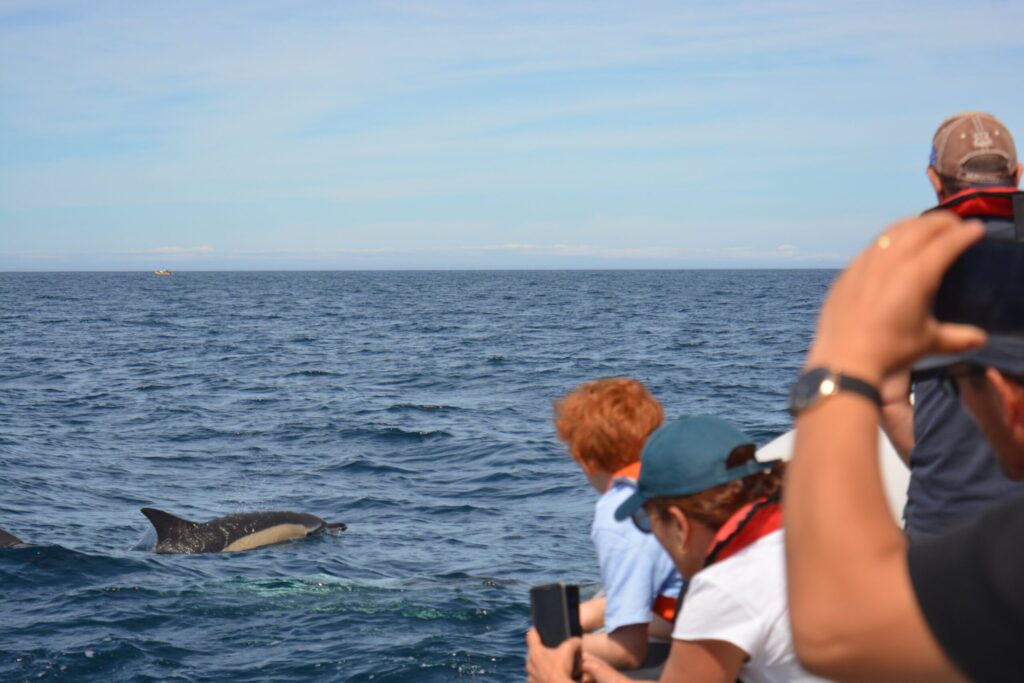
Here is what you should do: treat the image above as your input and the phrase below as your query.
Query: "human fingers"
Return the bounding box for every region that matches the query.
[525,629,540,680]
[558,636,581,659]
[525,649,542,682]
[880,371,911,406]
[912,218,986,291]
[581,652,612,680]
[851,213,971,291]
[526,628,540,648]
[929,322,987,356]
[580,662,600,683]
[879,210,967,256]
[837,214,982,333]
[831,213,958,295]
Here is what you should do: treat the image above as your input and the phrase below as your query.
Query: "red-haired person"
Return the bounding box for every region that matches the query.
[529,416,826,683]
[548,378,683,670]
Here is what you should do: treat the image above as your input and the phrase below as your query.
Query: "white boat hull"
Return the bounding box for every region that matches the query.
[756,428,909,524]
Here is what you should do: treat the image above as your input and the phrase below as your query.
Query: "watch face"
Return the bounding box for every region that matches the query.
[787,367,831,416]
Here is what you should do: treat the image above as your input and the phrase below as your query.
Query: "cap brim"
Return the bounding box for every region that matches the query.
[912,351,971,375]
[913,334,1024,378]
[614,490,646,522]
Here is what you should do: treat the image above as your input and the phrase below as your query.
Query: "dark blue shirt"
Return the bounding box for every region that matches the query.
[904,208,1024,537]
[905,377,1024,537]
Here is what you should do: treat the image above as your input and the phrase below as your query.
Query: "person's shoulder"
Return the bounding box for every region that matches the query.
[908,493,1024,682]
[691,530,786,595]
[717,528,785,564]
[593,479,638,520]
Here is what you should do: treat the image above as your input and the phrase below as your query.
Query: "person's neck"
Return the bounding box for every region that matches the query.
[937,182,1020,203]
[678,523,717,579]
[584,468,612,493]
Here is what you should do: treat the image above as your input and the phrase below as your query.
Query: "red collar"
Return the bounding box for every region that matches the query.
[705,496,782,567]
[933,186,1020,220]
[612,461,642,481]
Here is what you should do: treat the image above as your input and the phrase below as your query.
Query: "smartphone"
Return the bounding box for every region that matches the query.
[530,583,583,680]
[529,583,582,647]
[934,238,1024,333]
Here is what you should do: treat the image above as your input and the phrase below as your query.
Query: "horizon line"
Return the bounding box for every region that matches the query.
[0,266,843,273]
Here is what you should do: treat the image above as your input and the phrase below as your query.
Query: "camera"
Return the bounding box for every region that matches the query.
[934,238,1024,333]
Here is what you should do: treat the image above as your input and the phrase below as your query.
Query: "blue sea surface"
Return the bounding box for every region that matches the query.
[0,270,834,682]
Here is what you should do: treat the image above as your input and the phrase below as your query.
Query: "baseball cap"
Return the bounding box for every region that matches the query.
[914,334,1024,379]
[930,112,1018,184]
[614,416,770,521]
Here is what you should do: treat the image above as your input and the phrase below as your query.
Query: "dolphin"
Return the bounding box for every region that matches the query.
[141,508,347,554]
[0,527,29,548]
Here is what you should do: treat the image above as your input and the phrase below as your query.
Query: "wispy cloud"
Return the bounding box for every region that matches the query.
[1,1,1022,269]
[139,242,846,264]
[127,245,215,255]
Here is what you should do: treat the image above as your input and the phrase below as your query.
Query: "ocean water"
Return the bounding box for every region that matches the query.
[0,270,834,682]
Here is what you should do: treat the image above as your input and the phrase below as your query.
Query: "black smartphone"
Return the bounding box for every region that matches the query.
[529,583,582,647]
[934,238,1024,332]
[530,583,583,680]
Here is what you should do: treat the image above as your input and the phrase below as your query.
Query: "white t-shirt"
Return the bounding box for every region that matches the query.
[671,530,827,683]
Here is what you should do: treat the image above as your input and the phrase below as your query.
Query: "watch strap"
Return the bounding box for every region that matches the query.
[834,373,883,409]
[788,367,883,417]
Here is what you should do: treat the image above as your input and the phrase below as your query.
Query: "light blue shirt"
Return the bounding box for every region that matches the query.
[592,477,684,633]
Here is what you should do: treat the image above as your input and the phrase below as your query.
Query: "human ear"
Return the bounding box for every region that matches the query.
[986,369,1024,439]
[980,369,1024,478]
[1014,163,1023,188]
[926,167,944,198]
[665,506,691,553]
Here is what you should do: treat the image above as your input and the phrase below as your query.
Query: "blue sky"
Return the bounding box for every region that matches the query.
[2,0,1023,270]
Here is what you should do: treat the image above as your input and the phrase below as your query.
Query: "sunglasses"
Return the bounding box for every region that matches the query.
[631,506,653,534]
[936,363,987,398]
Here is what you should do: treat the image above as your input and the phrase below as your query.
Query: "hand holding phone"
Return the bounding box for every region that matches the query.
[530,583,582,646]
[529,583,583,680]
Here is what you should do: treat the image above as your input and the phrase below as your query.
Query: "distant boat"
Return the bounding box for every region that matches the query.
[153,269,173,276]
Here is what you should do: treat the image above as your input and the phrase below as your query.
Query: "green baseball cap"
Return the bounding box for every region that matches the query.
[614,416,768,521]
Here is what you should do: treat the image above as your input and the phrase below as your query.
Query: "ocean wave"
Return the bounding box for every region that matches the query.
[384,403,461,414]
[1,270,828,682]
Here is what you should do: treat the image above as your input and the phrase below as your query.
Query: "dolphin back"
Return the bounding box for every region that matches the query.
[142,508,346,553]
[141,508,202,551]
[0,527,26,548]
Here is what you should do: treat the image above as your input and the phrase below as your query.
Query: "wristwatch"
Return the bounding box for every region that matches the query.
[787,367,882,417]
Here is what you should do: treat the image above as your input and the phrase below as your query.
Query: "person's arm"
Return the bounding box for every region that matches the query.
[581,624,648,670]
[587,524,667,668]
[879,370,914,465]
[789,395,957,680]
[581,638,744,683]
[579,596,605,632]
[786,212,983,682]
[647,612,674,641]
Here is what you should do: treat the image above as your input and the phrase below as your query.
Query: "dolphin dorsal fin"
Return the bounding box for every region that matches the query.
[141,508,197,542]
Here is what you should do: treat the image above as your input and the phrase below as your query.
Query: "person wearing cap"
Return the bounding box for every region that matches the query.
[528,416,825,683]
[785,211,1024,681]
[878,111,1024,537]
[543,378,684,671]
